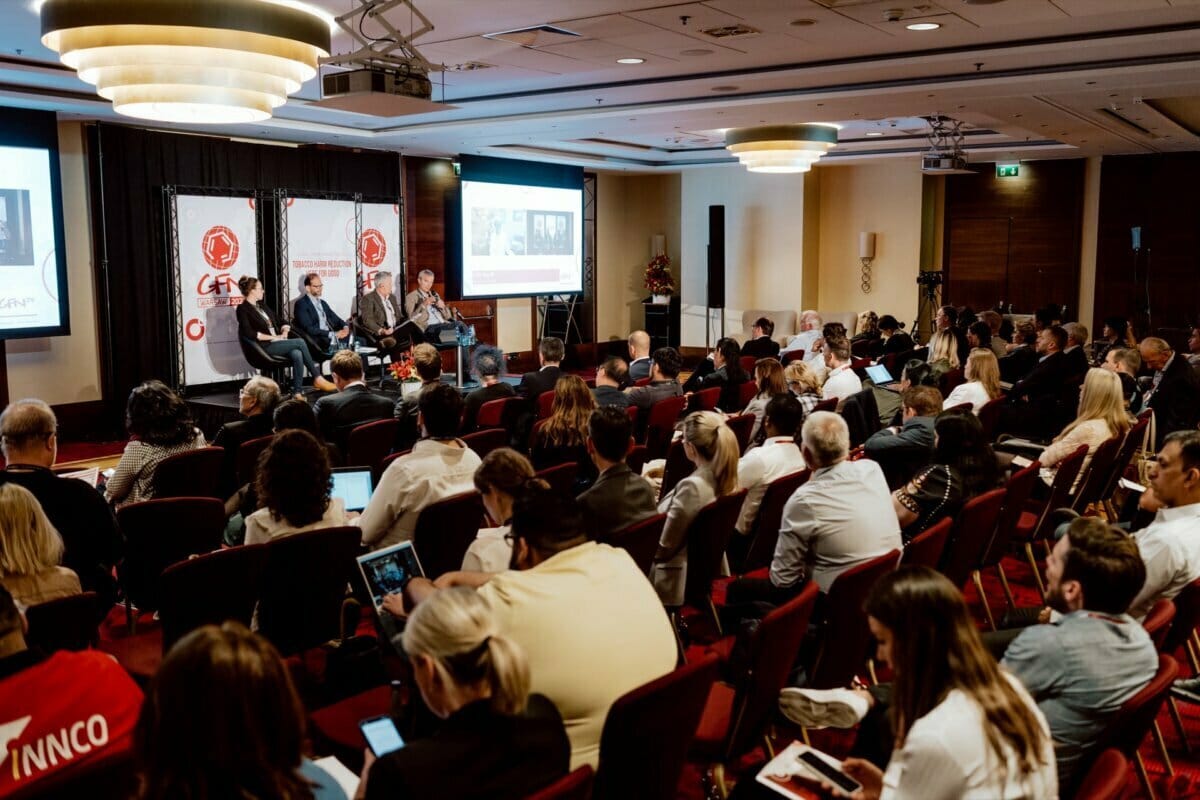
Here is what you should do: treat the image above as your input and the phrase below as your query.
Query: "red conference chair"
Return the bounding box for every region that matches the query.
[476,396,523,430]
[624,404,639,424]
[535,461,580,495]
[1096,414,1151,519]
[978,395,1007,440]
[1072,749,1128,800]
[153,446,225,499]
[537,390,556,419]
[808,549,900,689]
[346,418,397,470]
[659,439,696,499]
[978,460,1041,612]
[939,487,1007,629]
[899,516,952,570]
[680,490,748,636]
[741,469,810,574]
[724,414,756,455]
[634,377,652,388]
[592,655,720,800]
[644,395,688,460]
[813,397,838,413]
[693,386,721,412]
[24,592,102,653]
[160,544,268,651]
[1012,445,1087,596]
[738,355,757,375]
[780,350,804,366]
[412,491,486,579]
[1070,436,1122,515]
[601,513,666,576]
[737,380,758,409]
[1088,655,1177,800]
[521,767,594,800]
[1160,578,1200,754]
[626,444,650,476]
[939,367,965,396]
[461,428,508,460]
[234,433,274,489]
[1143,599,1176,651]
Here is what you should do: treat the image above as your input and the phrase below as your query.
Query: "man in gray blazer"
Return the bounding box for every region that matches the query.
[578,406,657,539]
[358,271,410,359]
[404,268,458,342]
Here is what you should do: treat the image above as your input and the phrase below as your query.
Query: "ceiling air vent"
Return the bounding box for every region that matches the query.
[449,61,494,71]
[483,25,580,48]
[701,24,760,39]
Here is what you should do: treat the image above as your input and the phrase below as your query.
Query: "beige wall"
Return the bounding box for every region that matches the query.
[1077,156,1102,333]
[5,122,102,406]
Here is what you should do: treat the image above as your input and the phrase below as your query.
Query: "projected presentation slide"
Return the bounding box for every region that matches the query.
[461,179,583,298]
[0,145,66,336]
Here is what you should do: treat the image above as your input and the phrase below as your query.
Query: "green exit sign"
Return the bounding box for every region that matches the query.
[996,164,1020,178]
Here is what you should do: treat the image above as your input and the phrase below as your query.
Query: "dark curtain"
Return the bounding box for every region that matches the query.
[86,123,401,425]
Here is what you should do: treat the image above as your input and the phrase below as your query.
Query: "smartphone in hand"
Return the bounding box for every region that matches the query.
[359,715,405,757]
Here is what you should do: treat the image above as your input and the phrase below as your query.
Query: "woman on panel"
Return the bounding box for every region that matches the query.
[650,411,740,607]
[528,375,598,492]
[0,483,81,606]
[105,380,207,508]
[742,358,788,445]
[244,430,348,545]
[236,276,336,397]
[942,348,1003,414]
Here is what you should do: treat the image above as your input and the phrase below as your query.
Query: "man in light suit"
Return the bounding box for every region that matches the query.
[313,350,395,447]
[577,406,657,539]
[404,268,461,343]
[358,271,410,360]
[293,272,349,357]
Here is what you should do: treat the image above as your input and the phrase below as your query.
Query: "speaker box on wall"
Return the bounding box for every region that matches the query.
[707,204,725,308]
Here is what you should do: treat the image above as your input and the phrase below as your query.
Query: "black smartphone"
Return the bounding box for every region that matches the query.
[796,749,863,795]
[359,715,405,756]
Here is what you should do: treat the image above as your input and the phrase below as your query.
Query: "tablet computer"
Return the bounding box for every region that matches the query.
[331,466,374,513]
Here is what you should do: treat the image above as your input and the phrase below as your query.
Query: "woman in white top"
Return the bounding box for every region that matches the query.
[943,348,1002,414]
[105,380,207,508]
[1037,367,1132,491]
[842,566,1056,800]
[244,430,347,545]
[462,447,544,573]
[741,358,788,446]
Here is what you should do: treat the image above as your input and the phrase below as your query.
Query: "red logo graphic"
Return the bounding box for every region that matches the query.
[359,228,387,268]
[202,226,240,270]
[185,319,206,341]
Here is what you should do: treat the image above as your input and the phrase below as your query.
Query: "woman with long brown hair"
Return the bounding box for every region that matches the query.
[529,374,598,490]
[741,358,788,445]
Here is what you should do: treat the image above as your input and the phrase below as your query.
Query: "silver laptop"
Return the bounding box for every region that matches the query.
[865,363,899,390]
[331,466,374,513]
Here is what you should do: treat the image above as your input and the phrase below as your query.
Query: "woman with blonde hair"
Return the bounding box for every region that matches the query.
[0,483,81,606]
[926,328,961,374]
[529,375,597,491]
[1038,367,1132,491]
[784,360,823,420]
[360,587,569,798]
[650,411,740,607]
[943,348,1002,413]
[742,358,788,445]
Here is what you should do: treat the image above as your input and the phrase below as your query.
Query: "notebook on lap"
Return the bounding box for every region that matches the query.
[331,466,374,513]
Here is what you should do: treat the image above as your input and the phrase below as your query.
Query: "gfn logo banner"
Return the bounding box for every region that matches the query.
[202,226,240,270]
[1,713,112,783]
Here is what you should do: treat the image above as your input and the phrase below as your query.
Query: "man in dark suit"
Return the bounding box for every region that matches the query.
[358,271,411,360]
[741,317,781,359]
[1004,325,1072,438]
[863,385,941,489]
[517,337,565,402]
[577,406,657,538]
[1063,322,1091,381]
[313,350,395,446]
[627,330,652,382]
[213,375,280,495]
[592,358,631,409]
[293,272,349,356]
[1140,337,1200,448]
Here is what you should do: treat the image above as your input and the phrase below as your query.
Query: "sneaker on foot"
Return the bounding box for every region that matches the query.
[1171,676,1200,705]
[778,687,870,729]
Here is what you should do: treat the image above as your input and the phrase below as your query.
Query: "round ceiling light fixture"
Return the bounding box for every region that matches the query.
[40,0,331,124]
[616,57,645,65]
[906,21,942,31]
[725,124,838,173]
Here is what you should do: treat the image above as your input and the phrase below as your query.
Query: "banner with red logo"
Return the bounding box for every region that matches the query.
[173,194,259,388]
[359,202,403,293]
[282,198,358,323]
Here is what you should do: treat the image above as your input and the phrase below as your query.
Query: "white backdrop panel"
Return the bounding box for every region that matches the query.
[359,201,403,292]
[283,198,359,322]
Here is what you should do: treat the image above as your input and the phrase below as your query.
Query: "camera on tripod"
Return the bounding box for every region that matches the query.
[916,271,945,288]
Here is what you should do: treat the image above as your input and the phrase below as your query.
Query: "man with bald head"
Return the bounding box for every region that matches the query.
[0,399,122,605]
[1139,337,1200,448]
[627,330,651,381]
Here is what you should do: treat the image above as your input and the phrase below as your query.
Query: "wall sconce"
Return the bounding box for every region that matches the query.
[859,232,877,293]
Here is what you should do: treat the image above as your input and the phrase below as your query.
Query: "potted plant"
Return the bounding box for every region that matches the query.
[644,254,675,304]
[388,354,422,397]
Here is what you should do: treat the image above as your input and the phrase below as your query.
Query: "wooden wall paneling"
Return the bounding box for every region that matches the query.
[947,217,1009,312]
[1008,217,1081,313]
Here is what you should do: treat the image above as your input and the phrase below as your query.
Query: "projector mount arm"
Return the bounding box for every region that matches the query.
[323,0,439,75]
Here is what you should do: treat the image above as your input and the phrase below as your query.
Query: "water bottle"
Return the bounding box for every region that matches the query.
[468,324,476,346]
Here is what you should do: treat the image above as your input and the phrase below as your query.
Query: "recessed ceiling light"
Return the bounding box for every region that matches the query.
[865,131,885,137]
[906,22,941,31]
[681,48,713,56]
[616,57,644,65]
[789,18,816,26]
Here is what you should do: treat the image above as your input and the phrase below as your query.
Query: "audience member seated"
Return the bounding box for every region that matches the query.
[650,411,740,607]
[894,411,999,539]
[820,337,862,406]
[1189,324,1200,371]
[360,587,569,799]
[516,337,564,402]
[627,330,652,381]
[1034,304,1063,333]
[877,315,914,358]
[293,271,351,357]
[236,275,336,396]
[742,358,788,445]
[943,348,1001,413]
[729,395,806,565]
[464,449,542,573]
[1000,319,1040,383]
[1139,336,1200,449]
[626,347,684,416]
[1127,431,1200,621]
[864,385,941,489]
[529,375,599,492]
[136,623,345,799]
[400,487,677,769]
[577,407,657,539]
[1001,518,1157,786]
[313,350,395,446]
[359,384,482,549]
[741,316,781,359]
[1101,346,1143,409]
[779,310,823,359]
[1091,315,1137,366]
[0,399,121,604]
[273,397,341,464]
[105,380,206,508]
[214,376,280,495]
[462,345,516,433]
[393,343,443,451]
[0,484,81,606]
[935,304,970,365]
[979,310,1010,358]
[925,328,961,380]
[1063,322,1091,380]
[683,338,749,412]
[358,270,412,361]
[1004,324,1071,439]
[852,311,880,347]
[780,567,1056,798]
[244,430,347,546]
[965,320,993,358]
[590,357,631,409]
[784,361,823,420]
[0,585,142,796]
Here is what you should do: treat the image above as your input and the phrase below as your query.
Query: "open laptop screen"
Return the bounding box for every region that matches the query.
[331,467,374,513]
[865,364,895,385]
[356,541,425,609]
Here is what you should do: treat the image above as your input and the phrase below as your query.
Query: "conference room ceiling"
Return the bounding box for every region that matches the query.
[2,0,1200,171]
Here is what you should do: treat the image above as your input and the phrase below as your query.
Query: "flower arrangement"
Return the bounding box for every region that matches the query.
[644,254,676,296]
[388,354,420,383]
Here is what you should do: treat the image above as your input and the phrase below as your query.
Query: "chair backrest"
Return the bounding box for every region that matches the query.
[739,355,758,374]
[412,491,486,579]
[593,655,720,800]
[809,549,900,689]
[537,390,556,419]
[346,418,398,470]
[153,446,225,499]
[813,397,838,413]
[981,460,1041,568]
[722,583,821,760]
[461,428,508,461]
[1162,577,1200,655]
[939,487,1008,588]
[624,404,639,424]
[1142,599,1176,651]
[601,513,665,575]
[978,396,1007,440]
[692,386,721,413]
[159,544,269,651]
[644,395,688,459]
[24,591,101,652]
[521,766,594,800]
[939,367,965,396]
[634,377,652,388]
[235,433,275,489]
[683,490,749,609]
[724,413,756,455]
[1031,445,1089,541]
[738,380,758,409]
[1071,436,1122,513]
[536,462,580,496]
[1072,749,1128,800]
[899,517,952,570]
[1098,415,1150,504]
[476,396,523,430]
[742,469,810,573]
[256,526,362,655]
[780,349,804,366]
[1094,654,1177,759]
[838,392,871,449]
[659,439,696,499]
[626,444,650,476]
[117,497,226,611]
[238,336,290,370]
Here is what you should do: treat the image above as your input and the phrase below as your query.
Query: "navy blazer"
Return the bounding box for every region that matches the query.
[293,294,346,341]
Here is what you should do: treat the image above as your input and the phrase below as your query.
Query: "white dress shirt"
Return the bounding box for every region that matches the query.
[1128,501,1200,620]
[942,380,991,413]
[735,436,806,534]
[821,363,863,405]
[244,498,347,546]
[780,328,820,357]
